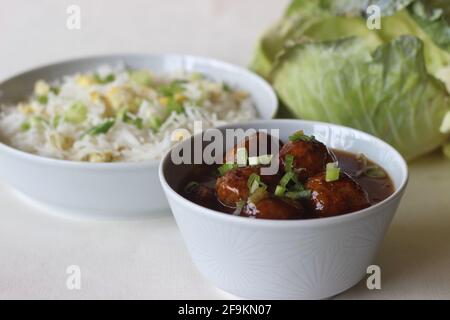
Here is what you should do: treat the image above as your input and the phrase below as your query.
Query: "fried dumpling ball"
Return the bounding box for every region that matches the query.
[305,172,370,218]
[242,197,305,220]
[224,132,282,164]
[279,135,335,180]
[216,166,279,207]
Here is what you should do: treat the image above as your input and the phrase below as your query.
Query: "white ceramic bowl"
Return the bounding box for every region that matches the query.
[0,54,277,219]
[159,119,408,299]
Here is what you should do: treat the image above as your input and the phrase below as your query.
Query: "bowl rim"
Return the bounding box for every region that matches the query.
[0,53,277,169]
[159,119,409,227]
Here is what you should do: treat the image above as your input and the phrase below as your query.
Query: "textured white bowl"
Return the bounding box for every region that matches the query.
[160,119,408,299]
[0,54,277,219]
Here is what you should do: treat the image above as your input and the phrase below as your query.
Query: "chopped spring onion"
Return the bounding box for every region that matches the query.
[279,171,294,188]
[247,173,267,194]
[290,180,305,191]
[289,130,314,142]
[20,121,31,132]
[167,97,184,114]
[86,119,115,136]
[222,83,231,92]
[37,95,48,105]
[49,86,60,95]
[233,200,245,215]
[274,185,286,197]
[364,166,387,178]
[356,153,387,178]
[248,154,273,166]
[285,190,311,200]
[248,156,259,166]
[148,116,162,131]
[184,181,199,193]
[218,163,237,176]
[133,117,143,129]
[65,102,87,124]
[28,116,48,129]
[116,107,128,122]
[356,153,368,167]
[94,73,115,84]
[325,162,340,182]
[52,114,61,128]
[258,154,273,165]
[116,107,144,129]
[130,70,152,86]
[236,147,248,167]
[248,174,260,193]
[158,80,185,96]
[284,154,294,172]
[248,187,268,204]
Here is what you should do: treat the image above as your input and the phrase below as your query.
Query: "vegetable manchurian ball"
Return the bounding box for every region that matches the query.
[216,166,279,207]
[243,197,305,220]
[305,172,370,217]
[279,138,335,180]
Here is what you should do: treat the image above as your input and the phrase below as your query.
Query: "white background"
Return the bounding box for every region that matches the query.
[1,0,450,299]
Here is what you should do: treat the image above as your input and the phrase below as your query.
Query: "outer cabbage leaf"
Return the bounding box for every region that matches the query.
[271,36,450,159]
[377,9,450,76]
[409,0,450,52]
[286,0,416,17]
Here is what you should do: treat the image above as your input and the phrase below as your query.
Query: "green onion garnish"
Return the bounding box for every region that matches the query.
[236,147,248,167]
[274,185,286,197]
[184,181,199,193]
[233,200,245,215]
[284,154,294,172]
[116,107,128,122]
[129,70,152,86]
[133,117,143,129]
[29,116,49,128]
[248,156,259,166]
[65,102,87,124]
[258,154,273,165]
[222,83,231,92]
[248,173,260,193]
[279,171,294,188]
[248,187,268,204]
[158,80,185,96]
[167,97,184,114]
[52,114,61,128]
[86,119,115,136]
[218,163,237,176]
[356,153,368,167]
[37,95,48,105]
[248,154,273,166]
[94,73,115,84]
[148,116,162,132]
[20,121,31,132]
[325,162,340,182]
[49,86,60,95]
[285,190,311,200]
[247,173,267,194]
[364,166,387,178]
[356,153,387,179]
[289,130,314,142]
[291,180,305,192]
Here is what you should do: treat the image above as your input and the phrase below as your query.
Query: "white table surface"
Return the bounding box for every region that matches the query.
[1,0,450,299]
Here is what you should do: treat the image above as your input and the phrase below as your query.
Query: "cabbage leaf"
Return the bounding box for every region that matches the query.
[271,36,449,160]
[250,0,450,160]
